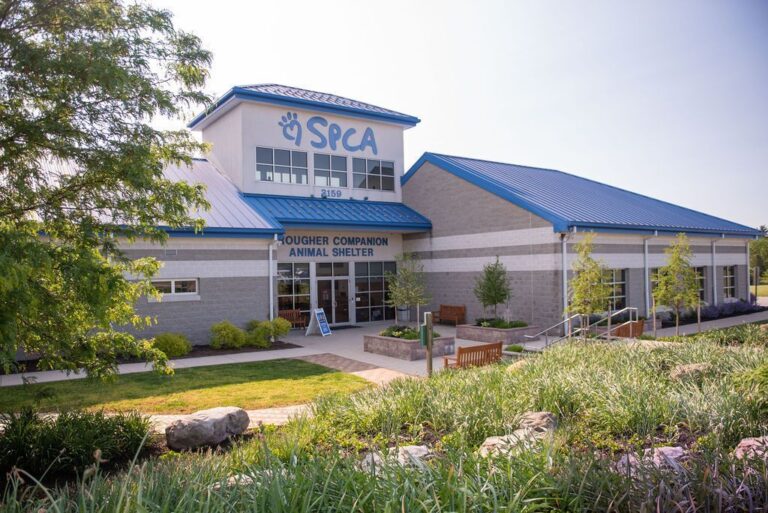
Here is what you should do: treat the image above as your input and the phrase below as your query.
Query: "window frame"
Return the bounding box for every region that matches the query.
[694,266,706,302]
[277,262,311,323]
[149,278,199,302]
[354,261,397,322]
[351,158,396,192]
[723,265,736,299]
[256,146,308,185]
[313,152,349,188]
[602,268,627,311]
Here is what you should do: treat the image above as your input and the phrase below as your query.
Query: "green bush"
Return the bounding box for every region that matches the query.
[244,318,293,348]
[0,408,149,479]
[506,344,524,352]
[476,318,528,329]
[210,320,246,349]
[152,332,192,358]
[379,325,440,340]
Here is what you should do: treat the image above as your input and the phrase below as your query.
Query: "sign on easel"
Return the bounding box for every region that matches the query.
[306,308,332,337]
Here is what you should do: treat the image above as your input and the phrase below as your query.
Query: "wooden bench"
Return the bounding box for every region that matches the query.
[278,309,307,330]
[611,319,645,338]
[444,342,503,369]
[433,304,466,326]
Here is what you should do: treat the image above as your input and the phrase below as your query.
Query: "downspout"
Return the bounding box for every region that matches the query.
[643,238,650,316]
[561,231,570,333]
[711,239,717,306]
[268,234,278,321]
[746,240,751,302]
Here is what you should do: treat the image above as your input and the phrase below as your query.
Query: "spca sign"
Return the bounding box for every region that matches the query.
[278,112,377,155]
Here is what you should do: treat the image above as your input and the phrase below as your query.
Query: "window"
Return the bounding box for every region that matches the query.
[352,158,395,191]
[277,263,311,323]
[314,154,348,187]
[694,267,706,301]
[602,269,627,310]
[723,265,736,299]
[256,147,308,184]
[149,278,199,302]
[355,261,396,322]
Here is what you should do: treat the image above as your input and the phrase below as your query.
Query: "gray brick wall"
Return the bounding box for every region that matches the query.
[129,276,269,344]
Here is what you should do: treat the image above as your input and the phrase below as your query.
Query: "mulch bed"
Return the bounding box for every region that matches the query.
[4,341,302,375]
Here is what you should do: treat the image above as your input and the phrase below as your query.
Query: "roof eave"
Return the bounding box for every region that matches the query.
[189,87,420,130]
[568,222,759,239]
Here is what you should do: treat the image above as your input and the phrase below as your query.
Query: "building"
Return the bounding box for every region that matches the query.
[128,84,759,343]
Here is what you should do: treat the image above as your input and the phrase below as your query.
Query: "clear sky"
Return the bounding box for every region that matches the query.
[150,0,768,228]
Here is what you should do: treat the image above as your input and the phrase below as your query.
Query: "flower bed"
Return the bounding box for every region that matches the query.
[364,326,455,360]
[457,320,540,344]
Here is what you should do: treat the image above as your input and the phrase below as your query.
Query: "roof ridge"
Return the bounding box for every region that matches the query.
[429,152,758,233]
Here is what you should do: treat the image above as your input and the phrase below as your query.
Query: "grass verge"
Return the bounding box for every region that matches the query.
[0,359,369,413]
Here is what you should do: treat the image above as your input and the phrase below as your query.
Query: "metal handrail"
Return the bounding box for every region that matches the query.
[587,307,639,340]
[524,314,581,348]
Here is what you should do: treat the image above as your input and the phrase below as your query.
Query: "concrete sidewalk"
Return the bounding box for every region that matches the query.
[653,309,768,337]
[0,323,484,387]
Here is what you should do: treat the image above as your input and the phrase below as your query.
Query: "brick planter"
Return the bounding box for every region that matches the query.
[363,334,455,361]
[456,324,540,344]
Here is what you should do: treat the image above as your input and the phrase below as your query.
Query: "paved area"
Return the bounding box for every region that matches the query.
[0,323,485,387]
[653,309,768,337]
[295,353,410,385]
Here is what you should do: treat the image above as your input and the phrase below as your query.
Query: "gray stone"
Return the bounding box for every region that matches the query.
[615,446,686,475]
[393,445,432,467]
[670,363,711,381]
[165,406,250,451]
[478,428,547,457]
[359,451,385,473]
[519,411,557,432]
[506,359,529,373]
[733,436,768,461]
[211,473,254,491]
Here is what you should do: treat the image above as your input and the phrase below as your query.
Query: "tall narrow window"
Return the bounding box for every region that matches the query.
[694,267,706,301]
[602,269,627,310]
[354,261,396,322]
[277,263,311,323]
[723,265,736,299]
[256,147,308,184]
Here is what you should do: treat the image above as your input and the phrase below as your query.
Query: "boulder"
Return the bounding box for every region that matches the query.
[393,445,432,467]
[359,451,385,473]
[670,363,711,381]
[760,324,768,333]
[519,411,557,432]
[478,428,543,457]
[615,446,686,475]
[506,359,529,373]
[211,473,254,491]
[733,436,768,461]
[165,407,250,451]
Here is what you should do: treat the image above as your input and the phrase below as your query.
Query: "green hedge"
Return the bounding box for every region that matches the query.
[152,332,192,358]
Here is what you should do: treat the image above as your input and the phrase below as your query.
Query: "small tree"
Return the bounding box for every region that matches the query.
[473,257,511,319]
[385,253,430,324]
[653,233,700,336]
[567,233,612,338]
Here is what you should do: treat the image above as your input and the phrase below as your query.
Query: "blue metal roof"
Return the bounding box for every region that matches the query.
[242,194,432,232]
[163,159,283,238]
[403,153,760,238]
[189,84,420,128]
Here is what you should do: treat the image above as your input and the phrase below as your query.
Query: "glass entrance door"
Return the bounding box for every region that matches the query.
[316,263,350,325]
[316,278,349,324]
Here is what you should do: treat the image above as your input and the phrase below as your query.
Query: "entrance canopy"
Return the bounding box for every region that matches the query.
[242,194,432,233]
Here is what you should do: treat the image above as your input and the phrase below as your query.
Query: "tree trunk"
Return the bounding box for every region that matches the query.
[675,308,680,336]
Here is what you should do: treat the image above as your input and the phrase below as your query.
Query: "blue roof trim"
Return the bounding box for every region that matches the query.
[403,152,760,238]
[163,226,283,238]
[241,194,432,232]
[189,86,420,129]
[403,153,572,231]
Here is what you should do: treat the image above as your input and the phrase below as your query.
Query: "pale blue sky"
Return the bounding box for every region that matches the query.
[151,0,768,228]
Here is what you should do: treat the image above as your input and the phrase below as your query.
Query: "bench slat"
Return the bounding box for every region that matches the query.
[444,342,502,369]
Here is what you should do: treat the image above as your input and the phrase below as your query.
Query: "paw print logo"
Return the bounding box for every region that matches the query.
[278,112,302,146]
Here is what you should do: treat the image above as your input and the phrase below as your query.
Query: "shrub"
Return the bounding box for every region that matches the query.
[379,325,440,340]
[0,409,149,479]
[475,318,528,329]
[244,318,293,348]
[152,332,192,358]
[506,344,524,352]
[210,320,246,349]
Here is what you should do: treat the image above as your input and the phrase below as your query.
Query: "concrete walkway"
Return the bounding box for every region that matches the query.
[0,323,481,387]
[653,309,768,337]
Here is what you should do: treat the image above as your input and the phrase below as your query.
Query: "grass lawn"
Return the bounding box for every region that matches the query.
[0,359,369,414]
[756,284,768,297]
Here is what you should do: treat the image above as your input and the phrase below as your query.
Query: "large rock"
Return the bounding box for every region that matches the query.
[478,411,557,457]
[506,359,529,373]
[733,436,768,461]
[670,363,711,381]
[615,446,686,475]
[165,407,250,451]
[392,445,432,467]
